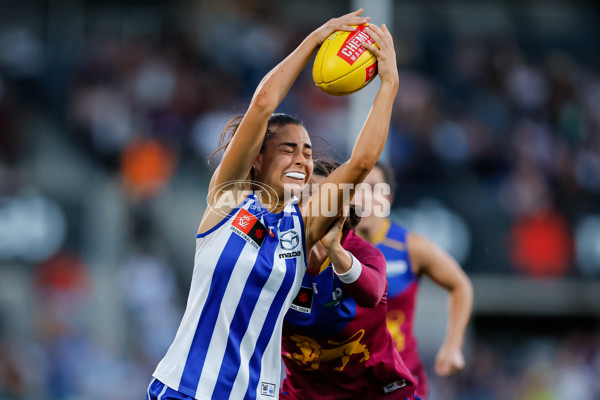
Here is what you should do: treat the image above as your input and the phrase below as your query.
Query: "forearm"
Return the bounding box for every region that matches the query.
[328,243,385,308]
[443,283,473,349]
[349,81,398,170]
[328,242,353,274]
[251,33,320,112]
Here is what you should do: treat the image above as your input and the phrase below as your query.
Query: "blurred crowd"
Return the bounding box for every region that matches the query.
[429,328,600,399]
[1,0,600,399]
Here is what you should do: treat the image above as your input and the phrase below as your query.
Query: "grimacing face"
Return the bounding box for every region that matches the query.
[253,124,313,199]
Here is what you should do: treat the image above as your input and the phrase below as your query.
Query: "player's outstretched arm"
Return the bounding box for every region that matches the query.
[304,24,399,250]
[408,233,474,377]
[208,9,370,195]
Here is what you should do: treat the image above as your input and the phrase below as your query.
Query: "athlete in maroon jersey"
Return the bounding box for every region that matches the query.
[281,161,420,400]
[355,162,474,399]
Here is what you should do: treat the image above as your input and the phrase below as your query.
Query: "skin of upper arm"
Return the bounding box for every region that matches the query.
[407,232,470,291]
[208,108,271,198]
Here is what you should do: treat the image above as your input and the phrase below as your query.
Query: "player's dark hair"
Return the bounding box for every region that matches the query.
[208,113,305,167]
[313,159,340,177]
[375,161,396,195]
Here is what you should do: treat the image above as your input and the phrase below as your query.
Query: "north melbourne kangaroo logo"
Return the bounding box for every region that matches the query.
[279,230,299,250]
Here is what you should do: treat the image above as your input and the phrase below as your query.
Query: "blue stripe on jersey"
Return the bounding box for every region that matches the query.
[179,233,247,395]
[149,378,195,400]
[245,256,297,400]
[244,211,299,400]
[210,231,281,399]
[376,222,416,298]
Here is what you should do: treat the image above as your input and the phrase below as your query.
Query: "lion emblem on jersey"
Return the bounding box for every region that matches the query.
[386,310,406,351]
[285,330,370,371]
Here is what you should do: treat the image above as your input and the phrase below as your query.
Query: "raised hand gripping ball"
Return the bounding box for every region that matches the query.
[313,25,379,96]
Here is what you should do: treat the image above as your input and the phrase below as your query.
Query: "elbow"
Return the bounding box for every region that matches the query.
[452,275,474,305]
[353,284,384,308]
[464,278,474,303]
[356,293,381,308]
[349,155,377,176]
[250,88,278,115]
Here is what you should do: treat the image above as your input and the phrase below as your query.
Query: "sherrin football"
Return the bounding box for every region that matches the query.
[313,25,379,96]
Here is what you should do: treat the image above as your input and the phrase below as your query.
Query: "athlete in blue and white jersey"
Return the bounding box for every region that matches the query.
[148,10,400,400]
[153,193,306,399]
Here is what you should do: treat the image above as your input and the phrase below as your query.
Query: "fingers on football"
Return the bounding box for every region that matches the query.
[347,16,370,26]
[361,42,380,57]
[335,9,369,27]
[366,25,390,49]
[381,24,395,48]
[344,8,364,17]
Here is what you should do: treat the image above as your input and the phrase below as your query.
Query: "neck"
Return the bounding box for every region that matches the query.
[252,185,289,214]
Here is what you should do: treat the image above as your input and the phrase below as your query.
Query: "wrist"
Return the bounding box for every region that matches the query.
[333,251,362,283]
[306,30,323,48]
[380,77,399,91]
[442,338,463,351]
[325,241,344,255]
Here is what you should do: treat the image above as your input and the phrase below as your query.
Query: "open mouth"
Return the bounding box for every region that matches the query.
[285,172,306,181]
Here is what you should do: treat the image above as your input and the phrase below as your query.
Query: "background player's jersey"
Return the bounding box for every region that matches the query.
[373,219,428,398]
[153,194,306,400]
[282,230,415,400]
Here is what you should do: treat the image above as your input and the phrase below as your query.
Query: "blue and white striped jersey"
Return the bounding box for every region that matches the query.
[153,194,306,400]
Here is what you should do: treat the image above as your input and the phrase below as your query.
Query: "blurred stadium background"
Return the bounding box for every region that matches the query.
[0,0,599,398]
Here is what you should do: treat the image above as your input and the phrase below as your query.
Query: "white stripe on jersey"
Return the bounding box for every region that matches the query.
[147,378,155,400]
[195,239,261,392]
[153,194,306,400]
[227,213,306,399]
[157,382,168,400]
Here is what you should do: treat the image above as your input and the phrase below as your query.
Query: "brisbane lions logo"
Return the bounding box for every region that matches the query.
[285,330,370,372]
[386,310,406,352]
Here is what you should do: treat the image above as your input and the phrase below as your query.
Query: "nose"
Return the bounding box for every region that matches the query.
[293,150,306,167]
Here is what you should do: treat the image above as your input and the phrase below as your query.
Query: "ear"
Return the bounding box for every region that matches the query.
[252,154,263,173]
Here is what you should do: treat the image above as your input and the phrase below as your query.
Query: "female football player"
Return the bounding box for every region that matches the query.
[356,162,474,399]
[147,10,401,400]
[281,161,419,399]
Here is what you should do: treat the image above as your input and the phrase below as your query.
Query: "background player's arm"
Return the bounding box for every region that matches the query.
[303,24,398,250]
[407,232,474,377]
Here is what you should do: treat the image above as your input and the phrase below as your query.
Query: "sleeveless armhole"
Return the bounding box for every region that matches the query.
[196,194,254,239]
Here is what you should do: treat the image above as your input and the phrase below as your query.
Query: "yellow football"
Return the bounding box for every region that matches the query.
[313,25,379,96]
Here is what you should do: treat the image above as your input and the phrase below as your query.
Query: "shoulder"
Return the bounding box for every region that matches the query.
[342,230,385,265]
[406,232,439,274]
[343,229,376,250]
[386,220,409,240]
[406,232,435,254]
